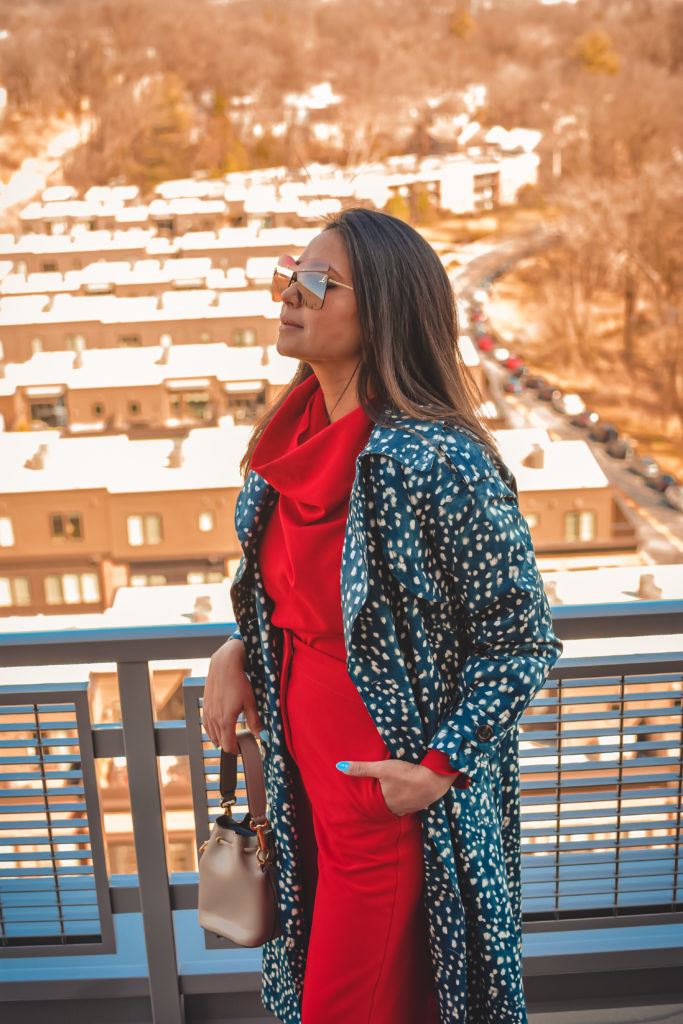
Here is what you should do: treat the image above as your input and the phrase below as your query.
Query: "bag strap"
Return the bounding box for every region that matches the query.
[219,730,268,826]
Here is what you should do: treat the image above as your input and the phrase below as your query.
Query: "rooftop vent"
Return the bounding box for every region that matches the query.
[156,333,172,365]
[72,335,86,369]
[637,573,662,600]
[521,443,545,470]
[24,443,49,470]
[190,595,212,622]
[543,580,563,605]
[166,437,184,468]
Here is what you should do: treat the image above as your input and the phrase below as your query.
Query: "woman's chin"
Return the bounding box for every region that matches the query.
[276,332,304,360]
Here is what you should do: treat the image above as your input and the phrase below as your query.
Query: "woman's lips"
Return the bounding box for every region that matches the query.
[280,317,301,329]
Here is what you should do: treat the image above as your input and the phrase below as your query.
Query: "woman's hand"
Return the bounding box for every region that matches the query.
[337,758,454,816]
[202,637,264,753]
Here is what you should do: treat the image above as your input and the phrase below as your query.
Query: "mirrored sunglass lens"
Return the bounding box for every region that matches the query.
[271,268,292,301]
[295,271,326,309]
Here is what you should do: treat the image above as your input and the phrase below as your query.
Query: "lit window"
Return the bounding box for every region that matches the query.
[187,570,224,584]
[200,331,212,343]
[233,328,256,347]
[127,514,163,546]
[525,513,539,530]
[198,511,214,532]
[131,573,167,587]
[62,574,81,604]
[564,510,596,543]
[81,573,100,603]
[44,573,100,605]
[0,576,30,607]
[0,517,14,546]
[45,575,63,605]
[50,513,83,540]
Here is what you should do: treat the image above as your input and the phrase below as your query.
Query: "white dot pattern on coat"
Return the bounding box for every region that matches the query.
[230,416,561,1024]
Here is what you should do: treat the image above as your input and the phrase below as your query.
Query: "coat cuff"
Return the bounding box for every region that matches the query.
[421,748,471,790]
[428,724,491,776]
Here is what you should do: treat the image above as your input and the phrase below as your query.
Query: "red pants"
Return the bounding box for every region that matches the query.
[281,634,439,1024]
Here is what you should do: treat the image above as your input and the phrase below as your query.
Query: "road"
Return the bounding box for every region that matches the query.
[450,233,683,565]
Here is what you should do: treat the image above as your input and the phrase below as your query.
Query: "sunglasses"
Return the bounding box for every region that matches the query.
[271,254,354,310]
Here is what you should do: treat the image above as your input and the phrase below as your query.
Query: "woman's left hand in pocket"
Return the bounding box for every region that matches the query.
[336,758,454,816]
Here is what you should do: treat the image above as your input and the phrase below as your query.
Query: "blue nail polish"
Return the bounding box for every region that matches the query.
[259,730,269,744]
[336,761,350,773]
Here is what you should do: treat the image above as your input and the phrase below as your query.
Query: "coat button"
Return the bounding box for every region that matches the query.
[475,724,494,743]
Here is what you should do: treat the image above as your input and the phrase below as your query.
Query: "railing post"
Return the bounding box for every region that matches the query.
[118,660,184,1024]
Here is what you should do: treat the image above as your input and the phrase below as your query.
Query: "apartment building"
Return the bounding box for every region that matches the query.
[0,226,315,278]
[0,336,490,435]
[0,425,250,617]
[494,428,638,558]
[0,289,281,362]
[0,343,293,433]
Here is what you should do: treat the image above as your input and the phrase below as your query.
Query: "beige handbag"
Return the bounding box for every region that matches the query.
[198,730,279,946]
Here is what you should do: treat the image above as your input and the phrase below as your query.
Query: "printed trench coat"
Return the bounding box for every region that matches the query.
[230,413,562,1024]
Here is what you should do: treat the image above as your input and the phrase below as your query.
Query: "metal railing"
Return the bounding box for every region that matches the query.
[0,601,682,1023]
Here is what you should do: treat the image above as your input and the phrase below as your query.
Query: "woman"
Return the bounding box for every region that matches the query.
[203,208,561,1024]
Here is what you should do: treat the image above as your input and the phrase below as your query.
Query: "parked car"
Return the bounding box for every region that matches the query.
[665,485,683,511]
[589,422,619,443]
[605,438,634,460]
[503,353,525,371]
[525,376,548,391]
[646,472,678,492]
[509,364,528,379]
[571,409,599,428]
[628,455,660,478]
[537,385,556,401]
[476,333,495,351]
[552,392,586,416]
[504,376,524,394]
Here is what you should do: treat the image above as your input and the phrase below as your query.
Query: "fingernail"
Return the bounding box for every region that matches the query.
[259,730,269,744]
[336,761,350,773]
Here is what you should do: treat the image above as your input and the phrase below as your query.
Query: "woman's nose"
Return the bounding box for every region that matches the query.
[281,279,300,305]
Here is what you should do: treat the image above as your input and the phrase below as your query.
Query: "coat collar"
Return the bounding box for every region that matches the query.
[358,415,446,471]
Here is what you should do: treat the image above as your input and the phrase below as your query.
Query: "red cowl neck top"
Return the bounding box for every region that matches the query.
[251,374,468,785]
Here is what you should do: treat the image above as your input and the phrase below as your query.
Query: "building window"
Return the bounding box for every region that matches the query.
[119,335,141,347]
[50,513,83,541]
[41,261,58,272]
[128,400,141,415]
[525,512,539,530]
[92,402,105,417]
[187,571,224,584]
[0,576,31,607]
[233,328,256,347]
[44,573,100,605]
[565,510,596,543]
[31,338,43,354]
[130,574,167,587]
[198,511,214,532]
[186,392,209,419]
[199,331,212,343]
[127,514,163,546]
[0,517,14,547]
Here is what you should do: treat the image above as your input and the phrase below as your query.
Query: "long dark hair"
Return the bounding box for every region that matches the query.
[241,208,495,474]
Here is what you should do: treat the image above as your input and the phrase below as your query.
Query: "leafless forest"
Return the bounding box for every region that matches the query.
[0,0,681,434]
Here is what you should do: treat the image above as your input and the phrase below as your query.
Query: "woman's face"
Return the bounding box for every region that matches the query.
[276,229,362,380]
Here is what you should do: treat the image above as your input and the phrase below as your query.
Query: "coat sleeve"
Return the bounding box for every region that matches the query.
[421,455,562,777]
